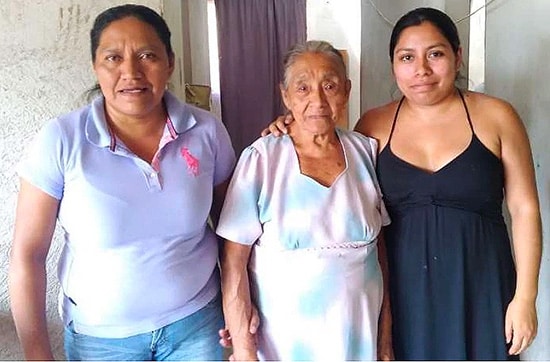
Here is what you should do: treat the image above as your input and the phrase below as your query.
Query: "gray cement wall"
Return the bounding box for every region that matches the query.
[485,1,550,360]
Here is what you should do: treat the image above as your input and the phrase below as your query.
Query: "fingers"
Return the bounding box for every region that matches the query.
[268,123,283,137]
[505,316,513,344]
[249,306,260,334]
[508,334,523,355]
[218,328,232,348]
[507,327,537,355]
[283,113,293,125]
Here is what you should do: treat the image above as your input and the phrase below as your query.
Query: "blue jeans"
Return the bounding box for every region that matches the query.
[64,293,224,361]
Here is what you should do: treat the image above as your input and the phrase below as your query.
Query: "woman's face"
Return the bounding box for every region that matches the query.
[392,21,461,106]
[281,52,350,135]
[93,16,174,120]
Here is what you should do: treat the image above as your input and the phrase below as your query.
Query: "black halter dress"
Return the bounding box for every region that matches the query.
[377,91,517,360]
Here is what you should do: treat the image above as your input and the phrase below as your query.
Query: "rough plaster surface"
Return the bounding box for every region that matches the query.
[485,1,550,359]
[0,0,160,358]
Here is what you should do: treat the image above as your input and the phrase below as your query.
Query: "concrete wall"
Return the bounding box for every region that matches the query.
[0,0,162,321]
[485,1,550,359]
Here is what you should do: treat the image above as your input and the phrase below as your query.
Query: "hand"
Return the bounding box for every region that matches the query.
[260,114,294,137]
[219,305,260,348]
[377,331,394,361]
[505,296,537,355]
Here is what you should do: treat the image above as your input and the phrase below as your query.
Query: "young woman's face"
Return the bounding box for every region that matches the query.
[281,52,350,135]
[392,21,461,106]
[93,16,174,121]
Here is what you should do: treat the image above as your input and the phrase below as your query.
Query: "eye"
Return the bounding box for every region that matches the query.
[323,82,338,91]
[428,50,444,58]
[399,54,413,62]
[139,52,156,60]
[296,84,308,93]
[105,54,121,62]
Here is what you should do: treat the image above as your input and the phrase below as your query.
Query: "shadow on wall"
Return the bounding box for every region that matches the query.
[0,312,64,360]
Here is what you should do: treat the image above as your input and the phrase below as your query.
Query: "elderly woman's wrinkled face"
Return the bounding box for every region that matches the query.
[281,52,350,135]
[93,16,174,121]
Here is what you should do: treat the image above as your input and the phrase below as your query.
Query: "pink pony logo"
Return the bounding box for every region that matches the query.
[180,147,199,176]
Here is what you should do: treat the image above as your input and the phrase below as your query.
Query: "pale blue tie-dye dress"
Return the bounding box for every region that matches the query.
[217,128,390,361]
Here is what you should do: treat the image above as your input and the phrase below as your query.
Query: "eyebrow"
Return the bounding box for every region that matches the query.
[395,42,449,53]
[292,70,342,81]
[96,45,163,53]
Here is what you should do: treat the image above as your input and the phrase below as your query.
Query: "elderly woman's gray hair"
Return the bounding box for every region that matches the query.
[281,40,347,89]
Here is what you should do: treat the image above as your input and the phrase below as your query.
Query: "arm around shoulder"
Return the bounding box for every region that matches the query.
[354,102,398,152]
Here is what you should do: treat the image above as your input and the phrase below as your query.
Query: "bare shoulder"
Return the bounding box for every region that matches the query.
[355,100,401,146]
[462,90,523,132]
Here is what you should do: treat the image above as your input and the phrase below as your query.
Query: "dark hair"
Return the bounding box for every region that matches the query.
[281,40,347,89]
[90,4,174,63]
[389,7,460,62]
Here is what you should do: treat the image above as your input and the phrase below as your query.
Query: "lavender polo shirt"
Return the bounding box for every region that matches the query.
[18,91,235,338]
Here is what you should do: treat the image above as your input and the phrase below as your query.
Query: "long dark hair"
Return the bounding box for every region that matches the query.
[389,7,460,63]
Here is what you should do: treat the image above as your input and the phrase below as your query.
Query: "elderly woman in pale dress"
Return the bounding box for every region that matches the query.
[216,40,393,361]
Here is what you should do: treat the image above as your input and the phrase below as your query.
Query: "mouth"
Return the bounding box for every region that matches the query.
[118,87,149,94]
[307,114,331,119]
[411,82,437,90]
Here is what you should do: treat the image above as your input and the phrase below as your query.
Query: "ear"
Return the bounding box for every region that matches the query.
[168,53,176,77]
[345,79,352,97]
[455,47,463,72]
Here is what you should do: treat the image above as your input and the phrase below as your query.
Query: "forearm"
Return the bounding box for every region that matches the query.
[510,208,542,302]
[377,231,393,338]
[9,257,53,360]
[221,242,257,357]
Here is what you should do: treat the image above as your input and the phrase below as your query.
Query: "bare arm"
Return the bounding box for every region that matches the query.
[221,240,258,360]
[260,114,294,137]
[498,103,542,355]
[9,179,59,360]
[354,102,397,151]
[376,230,394,361]
[211,180,230,228]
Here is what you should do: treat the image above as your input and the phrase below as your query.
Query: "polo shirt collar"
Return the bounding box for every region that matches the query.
[85,96,111,149]
[85,91,198,149]
[163,91,197,135]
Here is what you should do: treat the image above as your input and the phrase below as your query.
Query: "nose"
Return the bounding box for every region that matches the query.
[310,85,328,105]
[415,57,432,76]
[120,57,143,80]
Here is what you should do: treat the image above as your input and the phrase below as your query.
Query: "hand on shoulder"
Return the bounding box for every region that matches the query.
[355,100,401,151]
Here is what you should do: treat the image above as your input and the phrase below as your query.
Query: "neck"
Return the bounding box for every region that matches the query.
[289,125,340,155]
[404,88,461,122]
[106,105,167,141]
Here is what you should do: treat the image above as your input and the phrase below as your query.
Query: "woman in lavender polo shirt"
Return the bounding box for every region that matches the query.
[9,4,235,361]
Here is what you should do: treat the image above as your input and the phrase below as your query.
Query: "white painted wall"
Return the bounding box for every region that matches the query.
[485,1,550,359]
[306,0,362,129]
[0,0,162,322]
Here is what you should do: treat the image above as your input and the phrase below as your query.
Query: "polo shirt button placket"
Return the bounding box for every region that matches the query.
[148,171,161,191]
